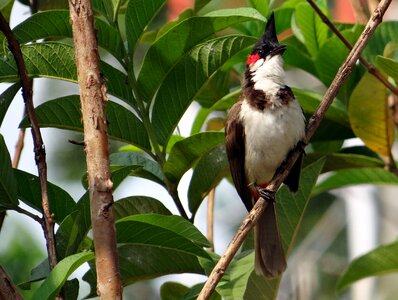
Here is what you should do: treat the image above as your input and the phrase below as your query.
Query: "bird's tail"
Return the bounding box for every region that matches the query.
[254,201,286,278]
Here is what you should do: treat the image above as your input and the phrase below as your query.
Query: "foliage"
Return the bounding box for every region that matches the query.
[0,0,398,298]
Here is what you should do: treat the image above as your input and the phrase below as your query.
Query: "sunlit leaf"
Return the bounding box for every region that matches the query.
[337,241,398,292]
[152,35,255,145]
[313,168,398,195]
[138,8,264,101]
[31,252,94,300]
[349,73,393,157]
[114,196,172,219]
[376,55,398,82]
[20,95,150,150]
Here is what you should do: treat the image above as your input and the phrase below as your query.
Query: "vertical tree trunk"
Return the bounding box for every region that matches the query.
[68,0,122,298]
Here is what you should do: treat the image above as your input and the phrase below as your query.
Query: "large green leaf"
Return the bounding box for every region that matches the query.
[161,282,190,300]
[117,214,210,247]
[303,152,384,172]
[0,43,133,103]
[12,10,124,62]
[164,132,225,185]
[110,151,164,185]
[20,95,150,150]
[349,73,393,157]
[315,26,362,87]
[283,35,317,77]
[137,8,264,101]
[0,83,20,126]
[14,169,76,223]
[152,35,256,146]
[125,0,167,55]
[188,144,229,216]
[0,134,18,209]
[31,252,94,300]
[313,168,398,195]
[337,241,398,292]
[294,1,329,57]
[117,243,206,284]
[114,196,172,219]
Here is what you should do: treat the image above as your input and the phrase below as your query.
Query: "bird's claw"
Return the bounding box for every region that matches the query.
[256,187,275,203]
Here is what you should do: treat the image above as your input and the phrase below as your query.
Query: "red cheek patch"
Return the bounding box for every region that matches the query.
[246,53,260,65]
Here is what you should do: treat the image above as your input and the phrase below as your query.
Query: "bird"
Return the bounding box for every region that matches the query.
[225,12,306,278]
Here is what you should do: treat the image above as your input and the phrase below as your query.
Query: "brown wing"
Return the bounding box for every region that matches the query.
[225,100,253,211]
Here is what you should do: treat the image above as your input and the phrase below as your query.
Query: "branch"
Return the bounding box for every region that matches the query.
[68,0,122,298]
[207,188,215,252]
[197,0,392,298]
[0,266,23,300]
[0,13,58,270]
[307,0,397,173]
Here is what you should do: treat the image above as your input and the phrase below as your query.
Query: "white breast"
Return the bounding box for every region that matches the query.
[240,98,305,185]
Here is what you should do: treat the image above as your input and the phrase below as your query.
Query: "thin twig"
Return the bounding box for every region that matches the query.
[207,188,215,252]
[307,0,398,173]
[0,13,58,269]
[307,0,398,98]
[197,0,392,298]
[12,116,26,168]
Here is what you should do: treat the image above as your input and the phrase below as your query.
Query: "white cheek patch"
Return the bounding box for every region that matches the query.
[249,58,264,72]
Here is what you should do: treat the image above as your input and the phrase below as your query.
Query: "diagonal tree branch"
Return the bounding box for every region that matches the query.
[68,0,122,298]
[0,13,58,270]
[197,0,392,298]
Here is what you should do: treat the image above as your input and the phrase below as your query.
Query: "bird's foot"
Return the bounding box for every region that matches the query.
[256,186,275,203]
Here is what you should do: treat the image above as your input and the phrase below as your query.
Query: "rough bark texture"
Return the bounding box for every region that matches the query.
[0,266,23,300]
[68,0,122,298]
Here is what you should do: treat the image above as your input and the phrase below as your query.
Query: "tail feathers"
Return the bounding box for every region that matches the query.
[254,201,286,278]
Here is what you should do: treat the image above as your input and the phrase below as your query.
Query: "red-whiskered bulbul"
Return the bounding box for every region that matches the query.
[225,12,306,278]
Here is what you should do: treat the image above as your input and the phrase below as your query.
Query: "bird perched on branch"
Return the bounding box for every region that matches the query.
[225,12,306,278]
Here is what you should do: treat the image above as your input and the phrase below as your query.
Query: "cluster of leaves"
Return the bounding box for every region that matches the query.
[1,0,398,298]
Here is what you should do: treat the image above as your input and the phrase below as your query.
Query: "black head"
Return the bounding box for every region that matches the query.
[246,12,286,65]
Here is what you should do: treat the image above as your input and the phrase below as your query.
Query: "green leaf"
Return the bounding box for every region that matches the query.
[164,132,225,184]
[0,83,20,126]
[116,214,210,250]
[294,89,349,127]
[114,196,172,219]
[304,152,384,172]
[12,10,124,62]
[92,0,120,23]
[152,35,256,145]
[110,152,164,185]
[0,0,13,53]
[20,95,150,150]
[294,1,329,57]
[349,72,393,157]
[0,43,133,103]
[188,144,229,216]
[125,0,167,55]
[313,168,398,195]
[216,253,256,300]
[249,0,271,16]
[55,211,81,259]
[0,134,18,209]
[161,282,189,300]
[14,169,76,223]
[194,0,211,12]
[31,252,94,300]
[315,26,362,87]
[337,241,398,292]
[283,35,317,77]
[116,243,206,284]
[376,55,398,82]
[137,8,264,101]
[363,21,398,64]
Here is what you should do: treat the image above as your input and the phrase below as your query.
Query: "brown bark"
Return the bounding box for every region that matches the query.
[68,0,122,298]
[0,266,23,300]
[198,0,392,298]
